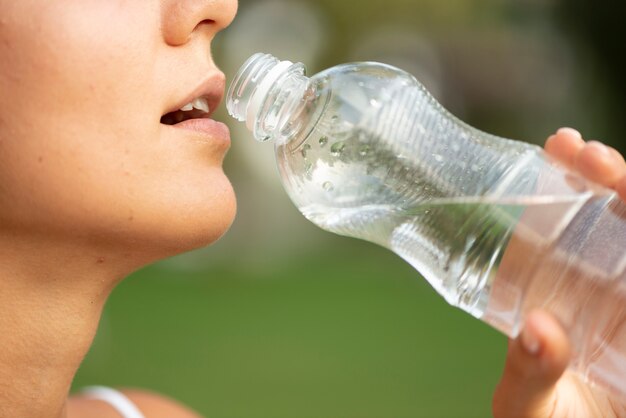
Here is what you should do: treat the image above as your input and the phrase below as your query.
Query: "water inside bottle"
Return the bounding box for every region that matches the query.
[302,194,591,315]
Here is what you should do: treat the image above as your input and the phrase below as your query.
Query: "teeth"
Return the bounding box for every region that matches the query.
[192,97,210,113]
[179,97,210,113]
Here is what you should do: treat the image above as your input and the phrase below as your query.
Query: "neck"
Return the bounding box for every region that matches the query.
[0,231,140,418]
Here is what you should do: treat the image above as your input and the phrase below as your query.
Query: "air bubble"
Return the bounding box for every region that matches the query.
[359,145,370,157]
[433,154,444,163]
[319,136,328,147]
[323,181,334,192]
[301,144,312,158]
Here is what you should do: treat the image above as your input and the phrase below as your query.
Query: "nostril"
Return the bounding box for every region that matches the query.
[194,19,215,32]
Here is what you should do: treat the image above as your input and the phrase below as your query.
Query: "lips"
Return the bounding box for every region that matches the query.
[160,72,230,145]
[161,98,210,125]
[161,73,226,127]
[173,117,230,140]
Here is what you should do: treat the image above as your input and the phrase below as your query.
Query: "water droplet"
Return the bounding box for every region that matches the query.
[330,142,346,157]
[323,181,334,192]
[369,99,380,107]
[319,136,328,147]
[233,99,240,105]
[471,164,480,172]
[433,154,444,163]
[301,144,312,158]
[305,163,313,175]
[359,145,370,157]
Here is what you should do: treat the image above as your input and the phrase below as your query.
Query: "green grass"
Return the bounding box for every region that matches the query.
[73,239,505,417]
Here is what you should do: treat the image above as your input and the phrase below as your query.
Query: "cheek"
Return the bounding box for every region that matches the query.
[0,1,160,169]
[4,2,161,148]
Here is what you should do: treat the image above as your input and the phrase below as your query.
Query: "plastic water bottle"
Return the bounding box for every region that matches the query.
[226,53,626,397]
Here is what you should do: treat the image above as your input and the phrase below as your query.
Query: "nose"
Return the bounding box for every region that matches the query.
[161,0,238,46]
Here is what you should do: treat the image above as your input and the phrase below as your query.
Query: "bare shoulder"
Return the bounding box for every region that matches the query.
[120,389,203,418]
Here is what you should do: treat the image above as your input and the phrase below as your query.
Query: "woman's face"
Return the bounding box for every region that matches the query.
[0,0,238,258]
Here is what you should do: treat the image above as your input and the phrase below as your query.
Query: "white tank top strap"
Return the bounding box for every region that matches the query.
[81,386,145,418]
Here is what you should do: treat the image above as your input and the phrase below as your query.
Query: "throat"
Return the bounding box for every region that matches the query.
[0,284,108,417]
[0,236,121,418]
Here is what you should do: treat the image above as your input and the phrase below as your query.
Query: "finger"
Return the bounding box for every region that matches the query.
[608,146,626,166]
[493,310,571,418]
[544,128,585,169]
[616,176,626,202]
[575,141,626,188]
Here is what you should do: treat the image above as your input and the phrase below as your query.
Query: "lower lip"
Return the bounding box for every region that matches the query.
[168,118,231,145]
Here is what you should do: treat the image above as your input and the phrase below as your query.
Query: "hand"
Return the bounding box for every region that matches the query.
[492,128,626,418]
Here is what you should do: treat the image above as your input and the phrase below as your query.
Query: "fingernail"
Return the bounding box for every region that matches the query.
[557,127,582,139]
[521,326,541,355]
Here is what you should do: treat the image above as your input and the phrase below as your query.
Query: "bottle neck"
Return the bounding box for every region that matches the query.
[227,53,309,142]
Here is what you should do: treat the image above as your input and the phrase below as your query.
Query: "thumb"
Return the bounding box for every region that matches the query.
[493,310,572,418]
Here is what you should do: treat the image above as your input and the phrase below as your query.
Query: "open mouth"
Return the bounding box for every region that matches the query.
[160,97,211,125]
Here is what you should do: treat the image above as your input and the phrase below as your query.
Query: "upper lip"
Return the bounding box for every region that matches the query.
[163,72,226,119]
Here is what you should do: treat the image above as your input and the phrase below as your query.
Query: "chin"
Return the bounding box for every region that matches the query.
[187,194,237,251]
[174,184,237,254]
[126,180,237,262]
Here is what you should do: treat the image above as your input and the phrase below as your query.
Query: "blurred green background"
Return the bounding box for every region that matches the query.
[72,1,625,417]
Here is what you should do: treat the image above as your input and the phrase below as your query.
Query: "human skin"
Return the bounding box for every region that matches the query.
[0,1,624,417]
[0,0,237,417]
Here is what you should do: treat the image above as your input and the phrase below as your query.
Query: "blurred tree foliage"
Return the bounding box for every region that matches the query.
[557,0,626,148]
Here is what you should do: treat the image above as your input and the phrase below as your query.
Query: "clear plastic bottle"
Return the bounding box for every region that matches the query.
[227,53,626,398]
